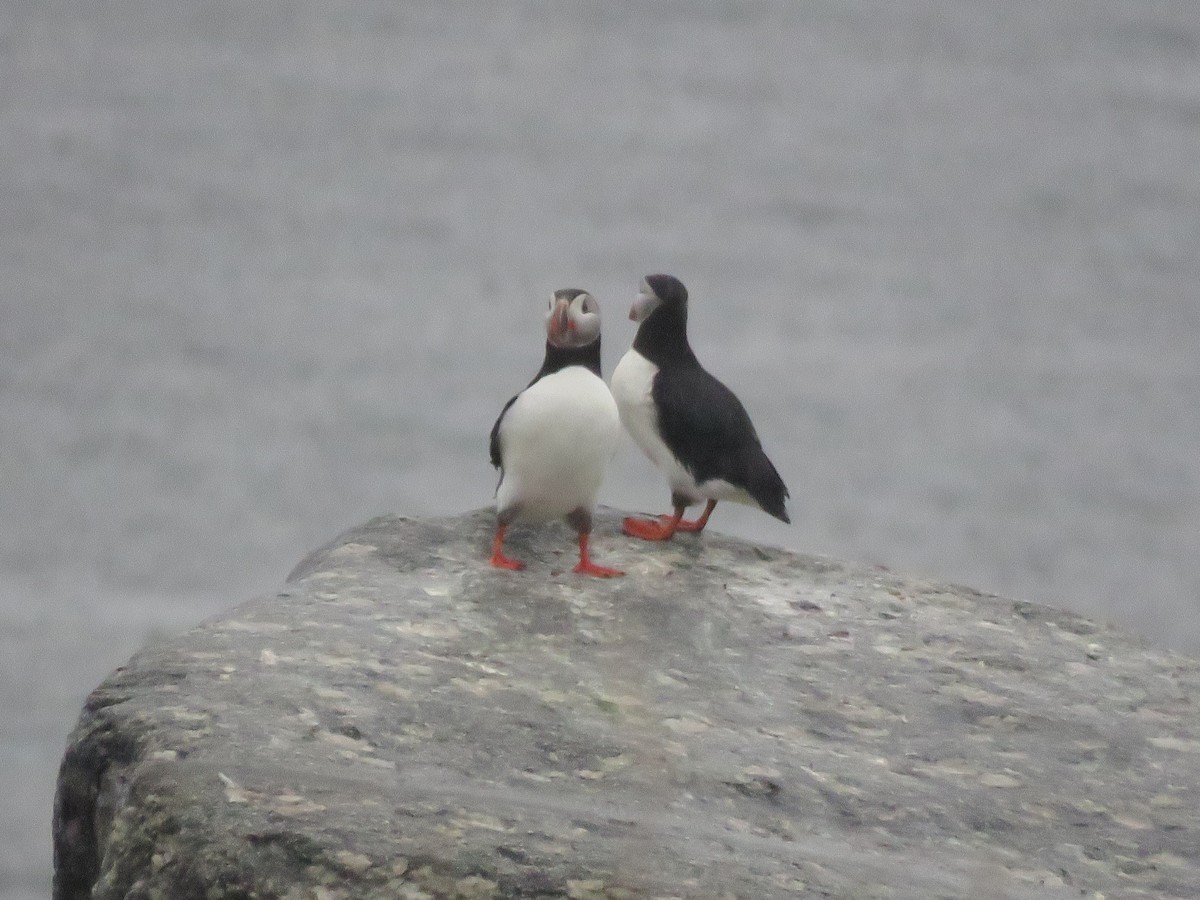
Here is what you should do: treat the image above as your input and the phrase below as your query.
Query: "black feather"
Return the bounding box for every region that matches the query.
[652,362,790,522]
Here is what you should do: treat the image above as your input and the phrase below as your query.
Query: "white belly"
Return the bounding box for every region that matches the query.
[495,366,620,522]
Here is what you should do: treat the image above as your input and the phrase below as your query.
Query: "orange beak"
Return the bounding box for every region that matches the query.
[629,290,659,322]
[547,298,571,342]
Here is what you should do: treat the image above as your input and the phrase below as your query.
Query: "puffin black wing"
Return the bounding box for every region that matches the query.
[652,362,790,522]
[489,394,519,470]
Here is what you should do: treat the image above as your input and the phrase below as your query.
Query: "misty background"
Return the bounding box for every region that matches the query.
[2,2,1198,896]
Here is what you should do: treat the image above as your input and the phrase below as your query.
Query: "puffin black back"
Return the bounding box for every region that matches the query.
[651,359,790,523]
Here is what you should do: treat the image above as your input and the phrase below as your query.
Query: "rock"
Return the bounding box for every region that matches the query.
[54,509,1200,899]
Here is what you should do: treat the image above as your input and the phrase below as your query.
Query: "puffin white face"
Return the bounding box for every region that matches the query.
[629,279,662,322]
[546,290,602,349]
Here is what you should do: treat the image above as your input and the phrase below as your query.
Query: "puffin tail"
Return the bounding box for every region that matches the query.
[745,446,790,524]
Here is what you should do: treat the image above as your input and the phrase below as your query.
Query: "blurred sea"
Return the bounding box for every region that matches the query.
[2,1,1198,896]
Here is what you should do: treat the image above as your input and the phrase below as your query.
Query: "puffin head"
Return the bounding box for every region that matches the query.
[545,288,602,349]
[630,273,687,322]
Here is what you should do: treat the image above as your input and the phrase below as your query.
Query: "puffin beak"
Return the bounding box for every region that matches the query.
[629,289,660,322]
[548,298,571,342]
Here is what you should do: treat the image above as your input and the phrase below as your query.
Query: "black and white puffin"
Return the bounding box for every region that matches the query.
[610,273,790,540]
[488,288,623,576]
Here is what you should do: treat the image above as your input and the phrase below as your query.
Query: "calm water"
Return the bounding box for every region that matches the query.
[2,1,1198,895]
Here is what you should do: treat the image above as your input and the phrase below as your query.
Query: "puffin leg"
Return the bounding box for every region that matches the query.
[566,508,623,576]
[622,506,685,541]
[489,523,524,570]
[572,531,624,578]
[673,499,717,533]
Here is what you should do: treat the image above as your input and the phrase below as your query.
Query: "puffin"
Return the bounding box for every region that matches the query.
[488,288,624,577]
[610,273,790,540]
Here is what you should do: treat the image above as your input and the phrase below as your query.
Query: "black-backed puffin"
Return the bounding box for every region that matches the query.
[488,289,623,576]
[610,274,790,540]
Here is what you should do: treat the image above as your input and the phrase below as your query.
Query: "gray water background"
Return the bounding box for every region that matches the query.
[2,1,1198,895]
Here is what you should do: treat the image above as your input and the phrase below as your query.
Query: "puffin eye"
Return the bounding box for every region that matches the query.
[548,294,556,310]
[580,295,595,314]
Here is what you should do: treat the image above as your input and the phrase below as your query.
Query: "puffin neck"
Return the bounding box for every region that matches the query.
[632,303,696,368]
[537,338,603,379]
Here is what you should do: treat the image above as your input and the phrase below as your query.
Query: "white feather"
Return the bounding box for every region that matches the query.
[496,366,620,522]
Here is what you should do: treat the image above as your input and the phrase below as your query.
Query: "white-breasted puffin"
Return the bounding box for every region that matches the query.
[611,273,790,540]
[488,288,624,576]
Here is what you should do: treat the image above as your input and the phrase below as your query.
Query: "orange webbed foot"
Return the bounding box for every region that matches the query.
[622,515,677,541]
[489,551,525,571]
[573,559,624,578]
[573,531,623,576]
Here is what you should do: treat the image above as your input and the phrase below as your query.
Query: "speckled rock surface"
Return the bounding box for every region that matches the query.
[54,509,1200,899]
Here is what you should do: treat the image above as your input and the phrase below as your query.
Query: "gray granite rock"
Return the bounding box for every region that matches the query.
[54,509,1200,899]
